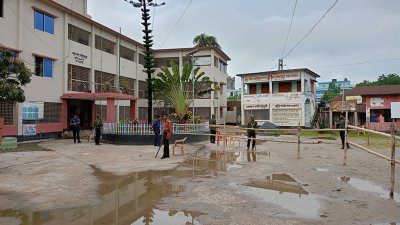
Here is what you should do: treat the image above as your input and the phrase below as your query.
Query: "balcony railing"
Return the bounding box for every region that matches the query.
[69,79,90,92]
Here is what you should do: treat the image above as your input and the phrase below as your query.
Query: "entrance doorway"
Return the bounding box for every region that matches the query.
[68,100,93,130]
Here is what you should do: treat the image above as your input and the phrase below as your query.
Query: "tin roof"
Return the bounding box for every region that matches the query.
[331,85,400,101]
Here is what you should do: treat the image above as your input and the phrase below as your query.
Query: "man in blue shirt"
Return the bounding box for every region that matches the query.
[153,115,162,146]
[70,114,81,143]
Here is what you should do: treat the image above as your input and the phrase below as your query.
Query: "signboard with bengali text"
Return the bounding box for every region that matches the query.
[244,104,270,110]
[271,73,300,81]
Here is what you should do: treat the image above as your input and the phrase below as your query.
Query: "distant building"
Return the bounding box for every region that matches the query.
[237,68,319,127]
[316,78,352,101]
[329,85,400,132]
[227,76,235,90]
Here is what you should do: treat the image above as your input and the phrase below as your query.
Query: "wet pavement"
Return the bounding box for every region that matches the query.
[1,138,400,225]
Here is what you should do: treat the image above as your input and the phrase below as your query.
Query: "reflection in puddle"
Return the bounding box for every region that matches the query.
[339,177,400,202]
[241,174,320,218]
[313,168,329,172]
[0,167,204,225]
[184,151,240,172]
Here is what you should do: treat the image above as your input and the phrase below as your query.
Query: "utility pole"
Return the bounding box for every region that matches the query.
[124,0,165,124]
[278,58,283,70]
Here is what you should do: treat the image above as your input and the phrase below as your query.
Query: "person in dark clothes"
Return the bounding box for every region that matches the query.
[161,114,173,159]
[70,114,81,143]
[247,115,258,150]
[337,114,350,149]
[209,114,216,143]
[94,116,103,145]
[153,115,162,146]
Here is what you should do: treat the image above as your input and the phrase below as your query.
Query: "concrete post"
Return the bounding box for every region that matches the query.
[106,98,116,123]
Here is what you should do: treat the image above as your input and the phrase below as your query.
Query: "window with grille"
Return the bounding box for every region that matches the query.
[244,109,270,121]
[119,76,135,95]
[194,107,211,120]
[68,64,90,92]
[139,107,148,121]
[0,102,16,125]
[120,45,135,62]
[138,80,147,99]
[154,57,179,68]
[220,107,223,118]
[68,24,90,46]
[22,102,61,124]
[119,106,130,121]
[95,70,116,93]
[95,35,115,55]
[139,53,145,65]
[196,82,211,99]
[214,56,218,68]
[95,105,107,122]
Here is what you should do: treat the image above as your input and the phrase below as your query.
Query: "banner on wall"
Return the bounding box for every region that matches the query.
[22,101,44,120]
[23,124,37,136]
[370,98,384,107]
[244,104,270,110]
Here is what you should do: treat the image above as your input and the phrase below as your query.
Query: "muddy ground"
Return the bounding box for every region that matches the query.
[0,136,399,225]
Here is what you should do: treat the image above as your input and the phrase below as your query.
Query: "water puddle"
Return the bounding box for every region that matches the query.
[0,166,205,225]
[183,151,241,172]
[313,168,329,172]
[374,223,400,225]
[240,174,320,218]
[339,176,400,202]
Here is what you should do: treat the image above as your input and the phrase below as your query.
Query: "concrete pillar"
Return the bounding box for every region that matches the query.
[106,98,116,123]
[130,100,137,121]
[91,101,95,127]
[329,109,333,129]
[354,111,358,127]
[62,99,68,130]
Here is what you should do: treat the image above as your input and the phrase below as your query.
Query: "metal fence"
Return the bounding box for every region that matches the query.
[103,123,209,135]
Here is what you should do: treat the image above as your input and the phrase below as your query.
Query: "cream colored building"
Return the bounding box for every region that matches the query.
[238,69,319,127]
[0,0,230,139]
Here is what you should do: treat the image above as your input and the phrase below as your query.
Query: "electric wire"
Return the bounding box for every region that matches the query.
[281,0,298,58]
[159,0,193,48]
[283,0,339,59]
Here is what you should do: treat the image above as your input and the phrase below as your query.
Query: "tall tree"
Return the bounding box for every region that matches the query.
[321,82,340,101]
[0,49,32,102]
[356,73,400,87]
[153,61,213,121]
[193,33,221,48]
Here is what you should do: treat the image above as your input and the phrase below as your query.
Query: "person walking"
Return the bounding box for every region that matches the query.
[70,114,81,143]
[161,114,173,159]
[94,116,103,145]
[153,115,162,146]
[247,115,258,150]
[337,114,350,149]
[209,114,216,144]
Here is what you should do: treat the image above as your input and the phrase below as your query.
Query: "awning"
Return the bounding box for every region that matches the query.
[61,92,137,101]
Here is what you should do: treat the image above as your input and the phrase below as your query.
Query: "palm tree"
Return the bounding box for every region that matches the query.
[193,33,221,48]
[153,61,213,122]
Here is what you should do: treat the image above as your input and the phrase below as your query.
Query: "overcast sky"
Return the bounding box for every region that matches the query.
[87,0,400,88]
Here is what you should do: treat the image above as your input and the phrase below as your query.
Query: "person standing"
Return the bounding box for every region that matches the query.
[337,114,350,149]
[209,114,216,144]
[161,114,173,159]
[153,115,162,146]
[70,114,81,143]
[247,115,258,150]
[94,116,103,145]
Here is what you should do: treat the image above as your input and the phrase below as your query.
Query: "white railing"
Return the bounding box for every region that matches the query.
[102,123,209,135]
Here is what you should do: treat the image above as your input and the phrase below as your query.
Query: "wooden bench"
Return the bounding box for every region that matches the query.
[173,137,187,155]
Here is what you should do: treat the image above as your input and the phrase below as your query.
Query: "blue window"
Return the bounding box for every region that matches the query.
[43,58,53,77]
[34,10,54,34]
[35,56,53,78]
[44,14,54,34]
